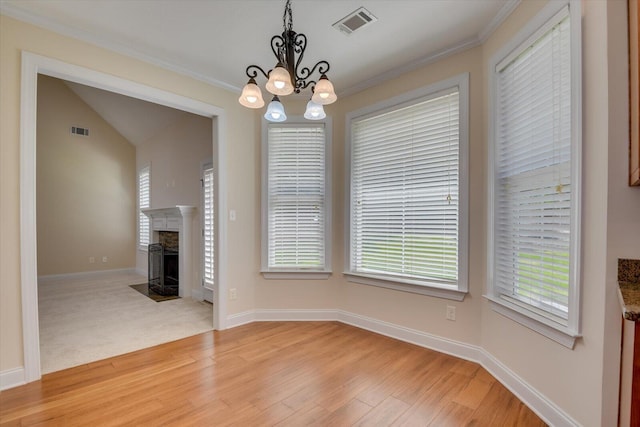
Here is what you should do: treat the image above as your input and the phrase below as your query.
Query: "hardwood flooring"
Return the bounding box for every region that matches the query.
[0,321,546,426]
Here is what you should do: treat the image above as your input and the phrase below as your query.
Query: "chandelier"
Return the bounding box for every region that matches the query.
[238,0,337,122]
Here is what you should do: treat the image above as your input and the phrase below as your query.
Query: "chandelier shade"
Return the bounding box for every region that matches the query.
[264,96,287,122]
[240,0,336,122]
[238,78,265,108]
[304,99,326,120]
[311,74,337,105]
[265,62,294,96]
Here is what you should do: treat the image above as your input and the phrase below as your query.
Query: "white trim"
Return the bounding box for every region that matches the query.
[480,351,579,427]
[0,367,26,391]
[486,297,579,349]
[341,0,521,98]
[478,0,522,42]
[336,310,481,362]
[341,37,480,98]
[38,268,137,282]
[261,116,332,274]
[344,73,470,297]
[222,310,578,427]
[486,0,582,344]
[0,2,239,93]
[344,273,466,302]
[226,310,257,328]
[19,51,229,384]
[261,271,332,280]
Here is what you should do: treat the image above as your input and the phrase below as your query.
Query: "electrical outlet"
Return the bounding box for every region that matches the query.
[102,256,108,263]
[229,288,237,300]
[446,305,456,321]
[89,257,95,264]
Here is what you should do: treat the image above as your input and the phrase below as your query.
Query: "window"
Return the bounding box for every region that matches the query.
[261,119,331,278]
[487,1,581,348]
[346,74,469,300]
[138,166,150,249]
[202,164,215,290]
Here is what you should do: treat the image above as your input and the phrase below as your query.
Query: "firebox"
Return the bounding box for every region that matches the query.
[148,232,179,296]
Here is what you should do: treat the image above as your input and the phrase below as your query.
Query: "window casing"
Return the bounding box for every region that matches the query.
[487,0,581,348]
[261,118,332,278]
[202,164,215,290]
[138,166,150,249]
[346,74,469,301]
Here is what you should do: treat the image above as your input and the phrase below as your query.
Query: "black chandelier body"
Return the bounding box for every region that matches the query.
[245,1,329,94]
[238,0,337,122]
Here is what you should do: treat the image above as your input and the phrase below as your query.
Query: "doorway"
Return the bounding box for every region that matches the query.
[20,52,228,382]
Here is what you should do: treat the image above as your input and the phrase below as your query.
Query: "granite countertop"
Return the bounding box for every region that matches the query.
[618,259,640,322]
[619,282,640,321]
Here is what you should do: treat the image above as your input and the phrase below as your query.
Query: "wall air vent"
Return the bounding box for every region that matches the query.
[71,126,89,137]
[333,7,377,35]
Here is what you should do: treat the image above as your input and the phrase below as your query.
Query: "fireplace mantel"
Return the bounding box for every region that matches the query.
[142,205,196,219]
[142,205,196,298]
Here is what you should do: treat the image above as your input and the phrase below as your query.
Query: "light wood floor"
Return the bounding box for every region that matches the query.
[0,321,546,426]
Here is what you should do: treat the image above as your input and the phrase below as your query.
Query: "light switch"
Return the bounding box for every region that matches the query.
[229,209,237,221]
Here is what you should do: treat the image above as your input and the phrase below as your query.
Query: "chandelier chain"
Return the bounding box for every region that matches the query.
[284,0,293,33]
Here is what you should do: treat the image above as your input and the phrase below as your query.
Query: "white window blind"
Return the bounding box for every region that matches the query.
[350,89,461,287]
[203,166,215,289]
[492,9,574,322]
[266,124,326,270]
[138,166,150,248]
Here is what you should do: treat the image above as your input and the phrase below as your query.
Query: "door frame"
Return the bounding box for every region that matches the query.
[20,51,228,383]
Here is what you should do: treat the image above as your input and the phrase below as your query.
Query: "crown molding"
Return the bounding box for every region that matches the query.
[340,0,522,98]
[479,0,522,42]
[339,36,480,98]
[0,3,241,93]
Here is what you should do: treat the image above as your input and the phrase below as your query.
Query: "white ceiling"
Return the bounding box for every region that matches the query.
[3,0,517,144]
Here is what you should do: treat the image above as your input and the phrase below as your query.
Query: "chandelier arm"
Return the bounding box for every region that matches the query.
[296,79,317,92]
[271,34,286,63]
[296,60,331,83]
[292,33,307,81]
[246,65,270,80]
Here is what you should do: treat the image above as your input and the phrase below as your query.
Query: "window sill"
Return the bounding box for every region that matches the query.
[343,272,466,301]
[261,270,332,280]
[138,245,148,252]
[484,295,580,349]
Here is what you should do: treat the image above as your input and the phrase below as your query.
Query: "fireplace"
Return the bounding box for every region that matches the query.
[142,206,196,298]
[148,231,179,296]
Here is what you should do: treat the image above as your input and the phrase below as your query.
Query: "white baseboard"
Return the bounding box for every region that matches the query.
[0,367,25,391]
[225,308,578,427]
[226,310,256,328]
[191,287,204,301]
[480,351,578,427]
[38,268,138,282]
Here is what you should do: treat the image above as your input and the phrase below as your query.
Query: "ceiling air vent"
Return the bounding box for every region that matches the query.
[333,7,377,35]
[71,126,89,137]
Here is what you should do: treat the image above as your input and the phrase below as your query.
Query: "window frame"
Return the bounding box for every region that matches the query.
[261,116,332,279]
[201,160,216,291]
[138,165,150,251]
[486,0,582,348]
[345,73,469,301]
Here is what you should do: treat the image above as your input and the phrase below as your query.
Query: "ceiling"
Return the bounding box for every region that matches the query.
[2,0,517,145]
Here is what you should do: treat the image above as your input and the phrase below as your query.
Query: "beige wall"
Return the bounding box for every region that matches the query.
[135,112,213,288]
[1,1,636,424]
[328,47,484,346]
[0,14,257,372]
[36,75,136,276]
